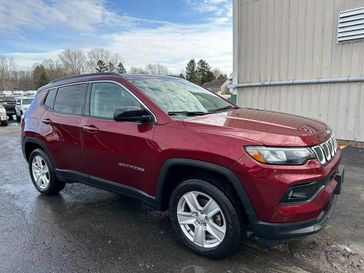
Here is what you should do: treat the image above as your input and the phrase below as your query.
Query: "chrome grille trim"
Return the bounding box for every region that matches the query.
[311,134,337,165]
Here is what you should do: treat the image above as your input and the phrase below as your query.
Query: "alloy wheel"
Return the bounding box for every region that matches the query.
[31,155,50,190]
[177,191,226,248]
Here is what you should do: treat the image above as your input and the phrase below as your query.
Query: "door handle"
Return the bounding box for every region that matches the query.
[82,125,100,133]
[42,118,53,125]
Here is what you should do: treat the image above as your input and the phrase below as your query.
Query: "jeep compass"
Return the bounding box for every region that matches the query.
[21,73,344,258]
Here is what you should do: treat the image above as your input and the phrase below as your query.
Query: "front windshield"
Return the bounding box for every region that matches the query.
[22,98,33,105]
[131,78,234,115]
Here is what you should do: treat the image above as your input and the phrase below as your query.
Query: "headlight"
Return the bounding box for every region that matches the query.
[245,146,316,165]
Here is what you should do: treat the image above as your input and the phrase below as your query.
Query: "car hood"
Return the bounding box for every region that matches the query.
[183,108,331,146]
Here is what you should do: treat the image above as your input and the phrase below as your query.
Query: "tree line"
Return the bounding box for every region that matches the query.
[0,49,226,91]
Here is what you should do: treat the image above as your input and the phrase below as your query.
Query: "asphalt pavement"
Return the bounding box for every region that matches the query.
[0,121,363,273]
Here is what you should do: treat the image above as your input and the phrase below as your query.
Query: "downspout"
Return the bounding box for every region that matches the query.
[229,77,364,89]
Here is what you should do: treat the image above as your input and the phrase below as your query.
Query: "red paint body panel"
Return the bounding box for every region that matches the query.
[80,116,157,193]
[231,150,341,223]
[21,74,343,233]
[185,109,329,146]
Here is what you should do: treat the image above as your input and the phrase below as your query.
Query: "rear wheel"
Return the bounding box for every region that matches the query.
[29,149,65,195]
[169,178,245,259]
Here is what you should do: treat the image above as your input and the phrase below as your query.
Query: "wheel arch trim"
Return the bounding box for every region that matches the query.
[22,137,55,165]
[155,158,258,224]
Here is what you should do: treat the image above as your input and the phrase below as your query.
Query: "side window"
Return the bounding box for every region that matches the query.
[44,89,57,109]
[54,84,87,115]
[90,82,140,119]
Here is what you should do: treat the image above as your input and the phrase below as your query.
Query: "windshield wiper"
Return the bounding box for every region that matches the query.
[209,106,237,113]
[168,111,208,116]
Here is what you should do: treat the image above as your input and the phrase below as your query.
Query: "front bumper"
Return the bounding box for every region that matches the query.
[252,164,344,240]
[0,114,7,121]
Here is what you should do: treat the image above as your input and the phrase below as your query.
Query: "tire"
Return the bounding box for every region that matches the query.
[16,114,21,122]
[1,120,8,126]
[169,178,245,259]
[29,149,65,195]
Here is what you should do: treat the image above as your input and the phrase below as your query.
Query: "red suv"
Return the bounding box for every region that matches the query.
[21,73,344,258]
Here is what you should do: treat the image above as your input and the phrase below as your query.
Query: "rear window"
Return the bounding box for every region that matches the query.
[22,98,33,105]
[44,89,57,109]
[54,84,87,115]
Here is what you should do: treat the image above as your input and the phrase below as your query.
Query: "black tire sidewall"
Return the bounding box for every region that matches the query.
[29,149,63,195]
[169,179,243,259]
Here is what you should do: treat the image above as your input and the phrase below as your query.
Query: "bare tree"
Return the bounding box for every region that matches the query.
[212,68,224,79]
[42,59,67,80]
[87,48,123,72]
[129,64,169,75]
[0,55,16,90]
[144,64,169,75]
[59,49,86,75]
[12,70,35,90]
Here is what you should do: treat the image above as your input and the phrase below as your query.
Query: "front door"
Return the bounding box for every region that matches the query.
[81,82,156,194]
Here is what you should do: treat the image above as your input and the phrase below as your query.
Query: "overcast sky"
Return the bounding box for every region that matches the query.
[0,0,232,74]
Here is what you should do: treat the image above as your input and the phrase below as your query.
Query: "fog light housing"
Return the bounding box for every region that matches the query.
[281,182,324,204]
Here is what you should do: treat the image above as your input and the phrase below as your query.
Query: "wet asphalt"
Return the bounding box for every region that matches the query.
[0,121,363,273]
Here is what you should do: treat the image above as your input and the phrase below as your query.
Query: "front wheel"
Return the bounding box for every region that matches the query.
[169,178,245,259]
[1,120,8,126]
[29,149,65,195]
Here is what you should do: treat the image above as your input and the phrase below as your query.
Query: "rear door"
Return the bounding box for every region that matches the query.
[43,83,88,172]
[80,81,156,193]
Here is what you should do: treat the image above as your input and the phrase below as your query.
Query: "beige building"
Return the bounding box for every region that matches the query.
[232,0,364,141]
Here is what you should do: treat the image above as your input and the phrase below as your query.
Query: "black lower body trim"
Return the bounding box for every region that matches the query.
[55,169,159,209]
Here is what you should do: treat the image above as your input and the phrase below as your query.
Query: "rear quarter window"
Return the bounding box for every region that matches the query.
[44,89,57,109]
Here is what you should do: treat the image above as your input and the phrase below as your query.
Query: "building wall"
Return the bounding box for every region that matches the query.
[237,83,364,141]
[233,0,364,141]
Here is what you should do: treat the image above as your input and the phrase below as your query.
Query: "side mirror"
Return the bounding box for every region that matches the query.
[113,106,153,123]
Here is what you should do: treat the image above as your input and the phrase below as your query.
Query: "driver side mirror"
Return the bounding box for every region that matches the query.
[113,106,153,123]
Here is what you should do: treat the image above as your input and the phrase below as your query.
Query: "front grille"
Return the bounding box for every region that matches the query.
[312,134,338,165]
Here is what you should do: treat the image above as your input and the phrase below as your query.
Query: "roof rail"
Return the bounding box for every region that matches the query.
[50,72,120,83]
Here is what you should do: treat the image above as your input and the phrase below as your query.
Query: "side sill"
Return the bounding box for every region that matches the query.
[55,169,159,209]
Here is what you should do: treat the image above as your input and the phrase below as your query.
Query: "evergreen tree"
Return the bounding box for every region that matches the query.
[197,59,215,85]
[39,71,50,87]
[185,59,198,84]
[95,60,108,72]
[32,65,50,88]
[108,62,115,72]
[116,63,127,74]
[179,73,185,79]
